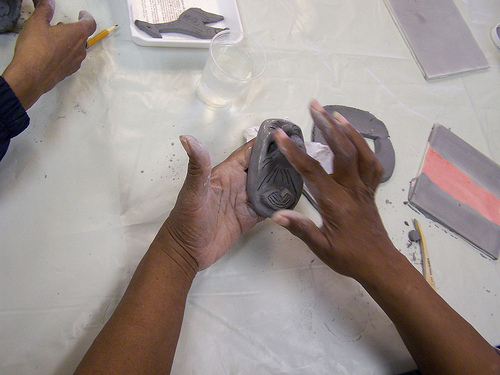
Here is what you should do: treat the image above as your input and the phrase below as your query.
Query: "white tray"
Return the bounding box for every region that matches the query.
[128,0,243,48]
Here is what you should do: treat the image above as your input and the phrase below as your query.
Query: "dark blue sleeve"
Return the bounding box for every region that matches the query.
[0,76,30,162]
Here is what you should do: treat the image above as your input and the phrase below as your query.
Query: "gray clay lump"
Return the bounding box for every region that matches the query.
[0,0,21,33]
[247,119,305,217]
[312,105,396,183]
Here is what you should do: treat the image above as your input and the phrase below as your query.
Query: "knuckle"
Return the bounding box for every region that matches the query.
[371,157,384,177]
[336,148,358,166]
[300,157,323,178]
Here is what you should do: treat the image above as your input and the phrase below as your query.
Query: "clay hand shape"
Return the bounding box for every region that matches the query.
[161,136,263,272]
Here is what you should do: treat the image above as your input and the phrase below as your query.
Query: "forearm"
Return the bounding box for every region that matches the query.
[75,235,196,375]
[360,246,500,375]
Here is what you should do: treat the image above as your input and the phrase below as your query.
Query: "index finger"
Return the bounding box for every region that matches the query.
[273,127,334,201]
[31,0,55,25]
[331,112,384,191]
[310,100,363,188]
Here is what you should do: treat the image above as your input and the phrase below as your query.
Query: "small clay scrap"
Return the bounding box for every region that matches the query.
[408,229,421,242]
[247,119,305,217]
[407,229,421,247]
[312,105,395,183]
[0,0,21,33]
[135,8,228,39]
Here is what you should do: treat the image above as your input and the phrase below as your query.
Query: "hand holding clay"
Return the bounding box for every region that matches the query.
[272,100,398,282]
[1,0,96,109]
[160,136,263,272]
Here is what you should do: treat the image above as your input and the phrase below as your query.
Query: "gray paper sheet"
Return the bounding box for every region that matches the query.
[384,0,489,79]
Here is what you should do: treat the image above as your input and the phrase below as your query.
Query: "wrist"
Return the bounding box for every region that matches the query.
[356,242,412,290]
[151,224,199,282]
[2,63,41,110]
[358,244,426,304]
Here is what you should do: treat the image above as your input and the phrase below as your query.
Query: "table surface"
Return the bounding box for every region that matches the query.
[1,1,499,374]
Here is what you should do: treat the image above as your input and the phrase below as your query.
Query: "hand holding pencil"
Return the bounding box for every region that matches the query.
[1,0,96,109]
[87,25,118,48]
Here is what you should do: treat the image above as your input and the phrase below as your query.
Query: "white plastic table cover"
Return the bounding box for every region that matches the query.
[1,1,499,374]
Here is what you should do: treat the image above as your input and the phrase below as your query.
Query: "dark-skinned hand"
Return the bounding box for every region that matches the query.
[2,0,96,109]
[272,100,397,284]
[158,135,264,274]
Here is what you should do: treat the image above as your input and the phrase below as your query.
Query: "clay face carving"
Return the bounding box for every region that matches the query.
[0,0,22,33]
[312,105,395,182]
[247,119,305,217]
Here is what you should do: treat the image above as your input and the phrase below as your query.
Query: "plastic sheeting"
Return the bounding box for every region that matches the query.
[1,0,499,374]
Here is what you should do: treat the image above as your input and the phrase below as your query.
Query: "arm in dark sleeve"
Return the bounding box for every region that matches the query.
[0,76,30,161]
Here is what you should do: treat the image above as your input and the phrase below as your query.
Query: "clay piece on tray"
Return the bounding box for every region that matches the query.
[135,8,227,39]
[0,0,21,33]
[312,105,395,183]
[247,119,305,218]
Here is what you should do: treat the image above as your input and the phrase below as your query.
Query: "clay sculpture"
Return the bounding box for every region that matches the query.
[312,105,395,182]
[135,8,228,39]
[247,119,305,217]
[0,0,21,33]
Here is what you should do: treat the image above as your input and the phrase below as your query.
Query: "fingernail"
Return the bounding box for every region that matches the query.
[310,99,323,113]
[78,10,92,20]
[274,127,287,137]
[311,108,331,132]
[179,135,190,153]
[273,127,288,142]
[271,211,290,227]
[332,111,349,127]
[245,146,253,160]
[273,128,290,152]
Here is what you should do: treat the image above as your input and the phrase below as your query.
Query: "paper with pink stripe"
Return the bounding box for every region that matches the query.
[421,147,500,226]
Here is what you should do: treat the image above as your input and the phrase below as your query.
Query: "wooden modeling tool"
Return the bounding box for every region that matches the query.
[413,219,436,290]
[87,25,118,48]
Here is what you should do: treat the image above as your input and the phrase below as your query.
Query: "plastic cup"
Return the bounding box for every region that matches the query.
[197,30,267,108]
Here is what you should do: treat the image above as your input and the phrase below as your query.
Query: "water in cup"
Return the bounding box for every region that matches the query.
[198,44,254,107]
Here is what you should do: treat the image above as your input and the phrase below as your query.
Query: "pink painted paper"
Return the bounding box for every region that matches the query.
[421,147,500,226]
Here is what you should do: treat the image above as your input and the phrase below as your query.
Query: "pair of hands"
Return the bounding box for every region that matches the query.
[2,0,96,110]
[1,0,391,282]
[164,100,394,283]
[3,0,390,280]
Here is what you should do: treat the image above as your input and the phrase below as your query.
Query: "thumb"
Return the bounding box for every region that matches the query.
[272,210,328,251]
[77,10,97,36]
[179,135,212,197]
[31,0,55,25]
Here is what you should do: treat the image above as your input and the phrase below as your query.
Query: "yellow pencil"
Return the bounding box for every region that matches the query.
[87,25,118,48]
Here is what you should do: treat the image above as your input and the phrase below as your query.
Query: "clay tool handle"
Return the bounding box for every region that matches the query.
[87,25,118,48]
[413,219,436,290]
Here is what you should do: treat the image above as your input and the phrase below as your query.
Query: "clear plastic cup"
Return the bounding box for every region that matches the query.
[197,30,267,108]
